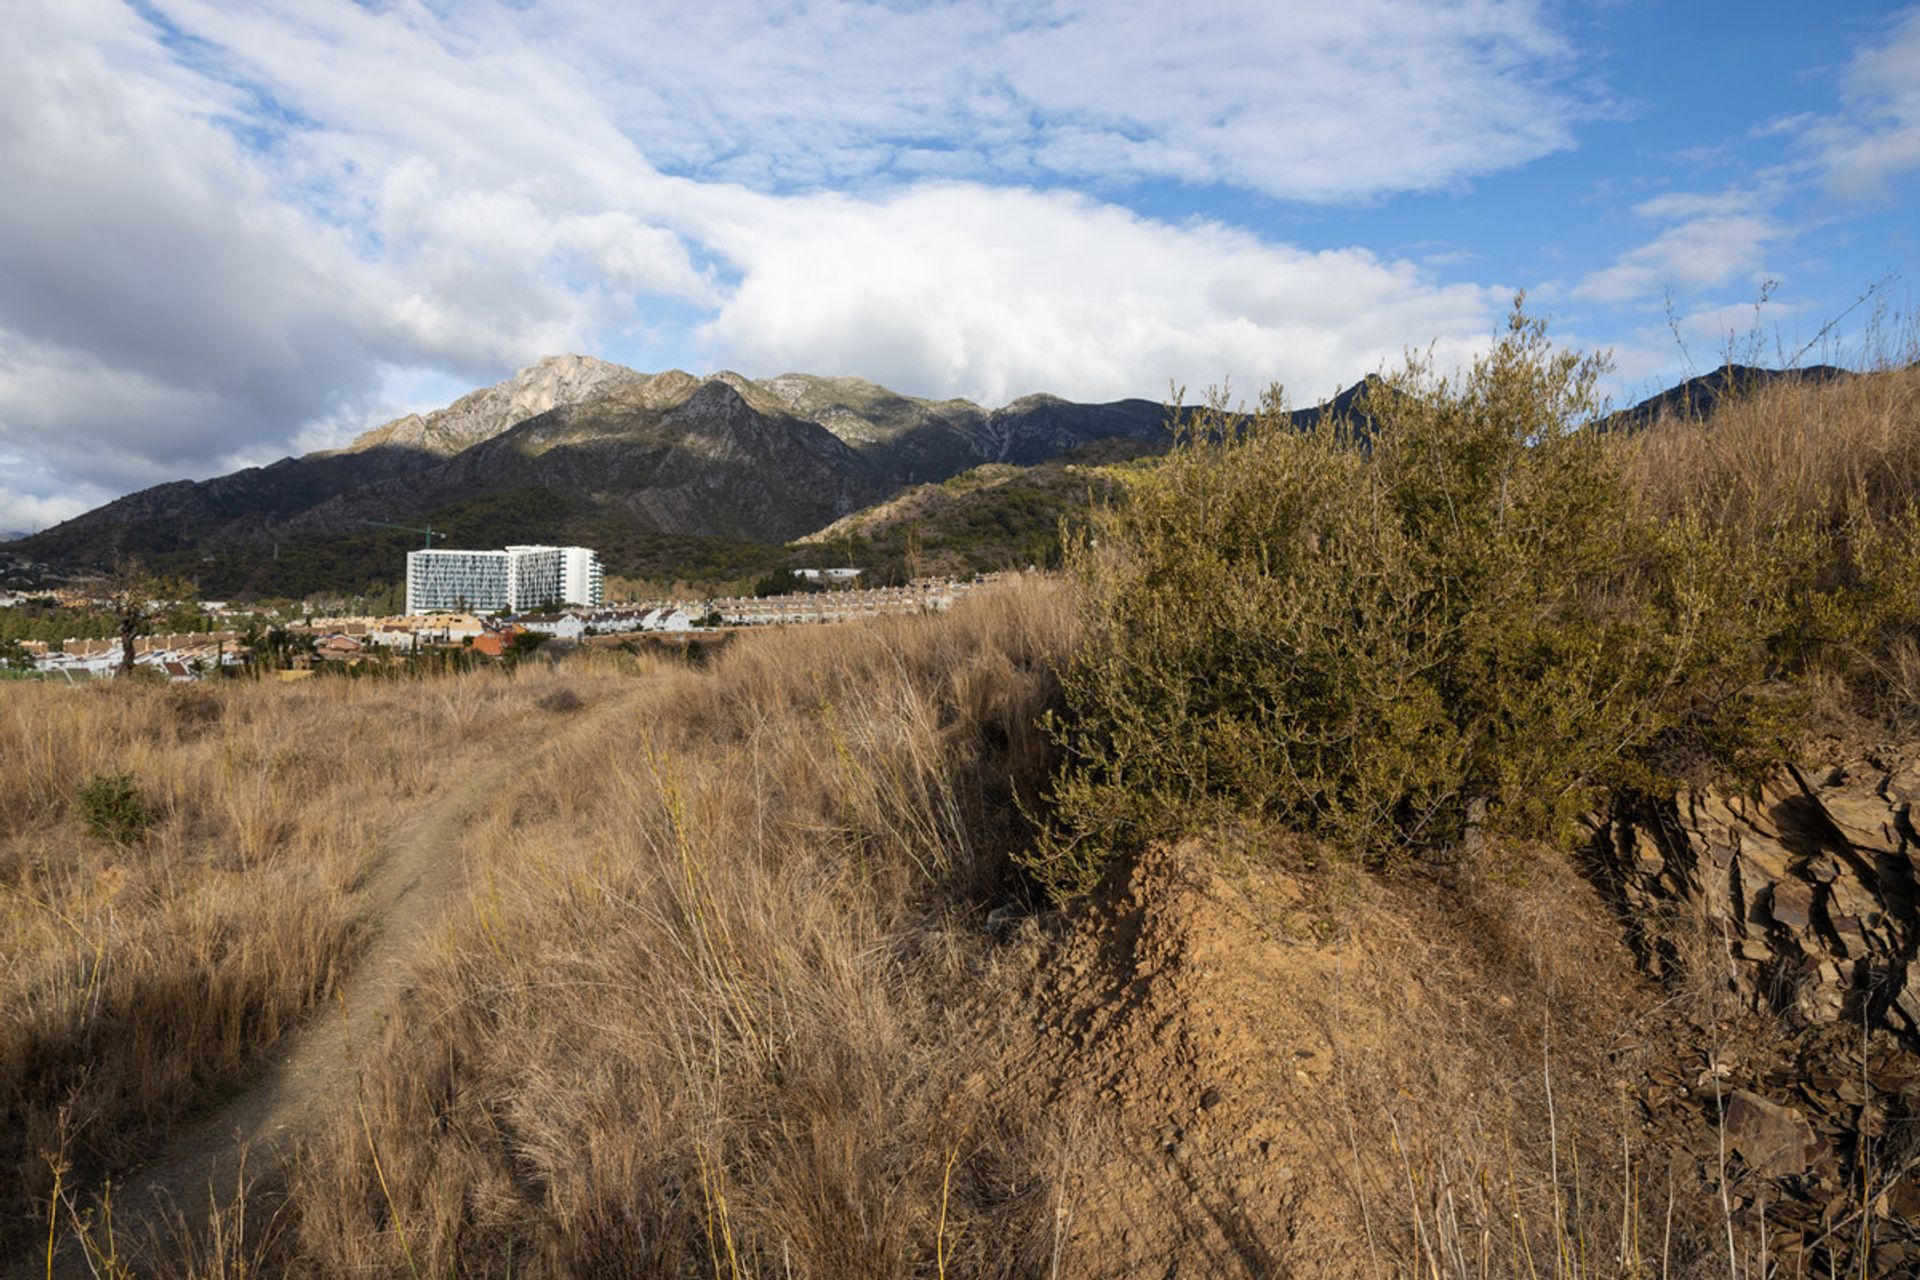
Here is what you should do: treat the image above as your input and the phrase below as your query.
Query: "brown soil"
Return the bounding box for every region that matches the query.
[997,837,1705,1279]
[27,688,639,1277]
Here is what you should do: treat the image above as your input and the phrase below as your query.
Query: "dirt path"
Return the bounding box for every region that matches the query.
[37,690,635,1273]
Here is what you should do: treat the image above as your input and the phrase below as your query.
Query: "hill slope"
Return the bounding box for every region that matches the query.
[1603,362,1854,431]
[13,359,1185,592]
[792,380,1387,577]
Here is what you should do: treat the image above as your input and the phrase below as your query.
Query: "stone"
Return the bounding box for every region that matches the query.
[1884,760,1920,805]
[1814,786,1904,856]
[1739,832,1797,885]
[1886,1171,1920,1221]
[1828,915,1867,958]
[1628,828,1664,876]
[1892,984,1920,1033]
[1769,879,1814,930]
[1868,1242,1920,1273]
[1722,1089,1816,1179]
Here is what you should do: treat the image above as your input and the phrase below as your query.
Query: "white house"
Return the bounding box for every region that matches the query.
[791,567,862,585]
[518,613,589,641]
[640,606,695,633]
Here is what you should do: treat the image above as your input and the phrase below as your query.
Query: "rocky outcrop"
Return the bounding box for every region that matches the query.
[336,354,647,457]
[1599,753,1920,1037]
[1592,759,1920,1275]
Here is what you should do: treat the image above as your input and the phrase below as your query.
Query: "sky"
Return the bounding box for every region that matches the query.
[3,1,1919,534]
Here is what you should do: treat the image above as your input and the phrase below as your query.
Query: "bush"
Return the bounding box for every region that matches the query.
[78,771,150,845]
[1022,305,1889,898]
[1628,361,1920,735]
[538,686,585,713]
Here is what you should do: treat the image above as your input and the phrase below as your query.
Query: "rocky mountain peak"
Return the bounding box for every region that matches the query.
[336,353,644,458]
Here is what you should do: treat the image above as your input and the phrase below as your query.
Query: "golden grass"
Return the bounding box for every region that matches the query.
[12,437,1904,1278]
[0,660,639,1255]
[1627,364,1920,537]
[272,581,1076,1278]
[4,577,1850,1279]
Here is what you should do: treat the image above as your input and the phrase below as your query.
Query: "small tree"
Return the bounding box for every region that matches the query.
[1025,302,1794,898]
[97,558,193,678]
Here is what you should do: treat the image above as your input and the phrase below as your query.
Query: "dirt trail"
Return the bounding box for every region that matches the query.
[43,691,635,1271]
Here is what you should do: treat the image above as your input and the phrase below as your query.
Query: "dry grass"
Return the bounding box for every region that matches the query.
[176,582,1076,1278]
[0,660,639,1256]
[4,575,1869,1278]
[1627,364,1920,537]
[18,360,1920,1275]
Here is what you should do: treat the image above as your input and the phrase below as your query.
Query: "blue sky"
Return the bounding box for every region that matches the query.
[2,0,1918,532]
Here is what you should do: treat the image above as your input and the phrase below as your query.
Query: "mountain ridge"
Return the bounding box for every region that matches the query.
[9,355,1188,589]
[1602,363,1854,431]
[12,355,1848,593]
[332,354,648,458]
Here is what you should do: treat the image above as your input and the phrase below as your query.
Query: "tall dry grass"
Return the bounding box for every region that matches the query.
[0,661,637,1255]
[20,361,1920,1277]
[248,581,1076,1278]
[1627,364,1920,538]
[1624,363,1920,739]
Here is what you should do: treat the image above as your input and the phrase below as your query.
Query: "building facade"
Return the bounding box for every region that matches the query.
[406,550,510,614]
[562,546,604,608]
[406,545,604,613]
[506,546,563,610]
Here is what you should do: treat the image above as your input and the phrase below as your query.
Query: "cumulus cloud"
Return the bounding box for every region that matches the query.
[1572,190,1782,305]
[688,183,1503,405]
[2,0,1557,519]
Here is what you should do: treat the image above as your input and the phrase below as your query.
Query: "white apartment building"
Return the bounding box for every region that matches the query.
[406,550,510,613]
[562,546,603,608]
[506,545,563,609]
[406,545,604,613]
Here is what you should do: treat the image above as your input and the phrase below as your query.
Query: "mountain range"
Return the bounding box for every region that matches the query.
[2,356,1848,596]
[5,355,1217,594]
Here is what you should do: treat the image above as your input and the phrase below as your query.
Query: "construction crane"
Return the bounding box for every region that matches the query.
[359,519,447,549]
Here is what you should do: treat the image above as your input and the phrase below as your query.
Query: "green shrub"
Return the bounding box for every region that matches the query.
[1023,305,1848,898]
[78,772,150,845]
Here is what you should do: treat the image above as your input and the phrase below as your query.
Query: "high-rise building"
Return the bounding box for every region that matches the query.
[405,549,510,614]
[506,545,563,609]
[561,546,604,608]
[406,545,604,614]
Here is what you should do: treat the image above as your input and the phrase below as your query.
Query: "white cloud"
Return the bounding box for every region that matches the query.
[1805,7,1920,200]
[688,183,1504,406]
[0,489,95,539]
[1,0,1553,519]
[1572,190,1782,305]
[533,0,1583,202]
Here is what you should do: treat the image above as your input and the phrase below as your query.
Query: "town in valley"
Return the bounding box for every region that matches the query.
[0,541,1014,681]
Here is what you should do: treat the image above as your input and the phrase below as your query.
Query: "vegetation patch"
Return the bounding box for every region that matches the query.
[1027,306,1920,897]
[76,772,150,845]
